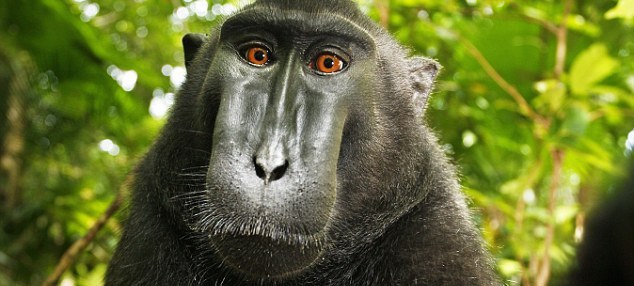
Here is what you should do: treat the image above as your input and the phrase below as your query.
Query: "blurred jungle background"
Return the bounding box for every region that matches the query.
[1,0,633,285]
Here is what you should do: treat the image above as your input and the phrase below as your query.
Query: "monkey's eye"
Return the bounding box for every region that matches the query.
[243,45,271,66]
[311,52,347,74]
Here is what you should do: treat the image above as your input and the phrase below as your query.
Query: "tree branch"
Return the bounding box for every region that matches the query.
[374,0,390,28]
[457,36,546,126]
[0,48,32,209]
[43,176,130,286]
[553,0,572,79]
[535,149,564,286]
[520,14,558,35]
[534,2,571,284]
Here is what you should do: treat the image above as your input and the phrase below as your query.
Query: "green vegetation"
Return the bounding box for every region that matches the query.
[1,0,633,285]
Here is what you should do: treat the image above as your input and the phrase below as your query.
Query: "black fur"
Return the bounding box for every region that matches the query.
[106,1,500,285]
[565,162,634,286]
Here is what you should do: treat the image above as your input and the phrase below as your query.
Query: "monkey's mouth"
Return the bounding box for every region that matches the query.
[198,214,327,245]
[190,196,331,277]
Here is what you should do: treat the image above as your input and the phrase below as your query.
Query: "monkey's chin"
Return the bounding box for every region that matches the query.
[211,234,324,278]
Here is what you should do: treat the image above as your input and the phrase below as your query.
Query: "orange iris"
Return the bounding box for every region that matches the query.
[245,46,270,66]
[314,53,344,74]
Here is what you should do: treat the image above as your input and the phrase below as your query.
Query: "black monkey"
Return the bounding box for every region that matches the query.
[106,1,500,285]
[565,162,634,286]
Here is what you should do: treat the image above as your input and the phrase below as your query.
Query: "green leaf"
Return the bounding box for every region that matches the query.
[561,105,590,136]
[569,44,619,96]
[497,259,522,277]
[605,0,634,20]
[533,79,567,113]
[566,15,600,37]
[568,138,618,174]
[588,85,630,103]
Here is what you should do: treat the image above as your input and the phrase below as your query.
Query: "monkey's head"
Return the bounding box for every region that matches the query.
[173,0,439,279]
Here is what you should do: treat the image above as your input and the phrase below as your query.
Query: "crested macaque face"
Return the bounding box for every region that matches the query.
[193,8,381,277]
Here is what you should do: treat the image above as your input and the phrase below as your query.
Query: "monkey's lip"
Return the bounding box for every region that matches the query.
[188,210,329,246]
[219,232,323,247]
[205,221,327,246]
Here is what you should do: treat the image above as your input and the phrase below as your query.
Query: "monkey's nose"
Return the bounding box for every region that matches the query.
[253,147,289,185]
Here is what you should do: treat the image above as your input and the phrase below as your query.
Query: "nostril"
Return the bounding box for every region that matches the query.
[253,156,289,183]
[269,160,289,182]
[254,156,266,180]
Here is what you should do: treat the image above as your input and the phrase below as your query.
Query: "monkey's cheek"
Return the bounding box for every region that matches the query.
[211,234,324,278]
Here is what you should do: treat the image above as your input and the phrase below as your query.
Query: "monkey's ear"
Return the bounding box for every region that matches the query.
[408,57,441,116]
[182,33,206,70]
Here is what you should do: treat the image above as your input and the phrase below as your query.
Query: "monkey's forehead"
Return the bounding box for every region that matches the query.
[247,0,363,18]
[221,5,378,47]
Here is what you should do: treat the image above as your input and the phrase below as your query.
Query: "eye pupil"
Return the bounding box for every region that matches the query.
[254,50,266,62]
[323,57,335,69]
